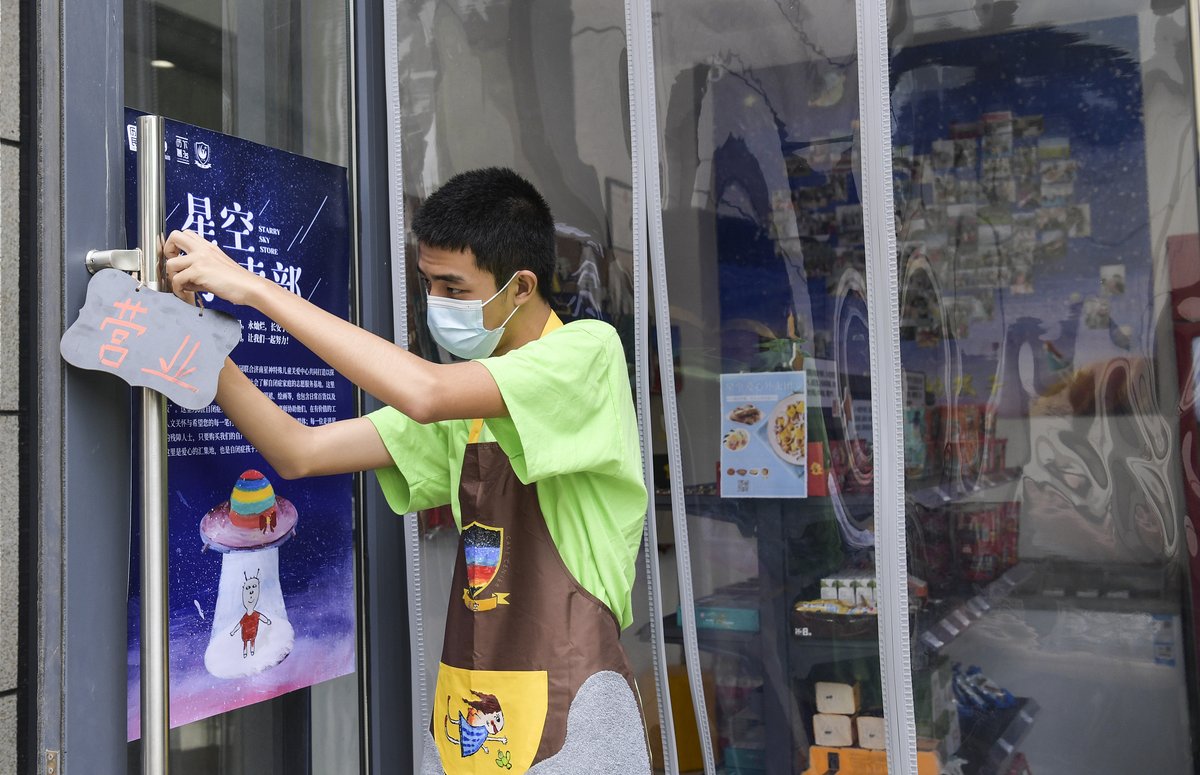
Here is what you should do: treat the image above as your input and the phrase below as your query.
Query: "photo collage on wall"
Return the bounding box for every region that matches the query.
[888,15,1151,379]
[893,111,1094,342]
[788,137,864,301]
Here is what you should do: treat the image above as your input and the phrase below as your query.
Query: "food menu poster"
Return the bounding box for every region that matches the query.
[720,372,808,499]
[123,110,355,739]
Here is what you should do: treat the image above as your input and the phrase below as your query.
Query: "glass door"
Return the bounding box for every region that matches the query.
[382,0,669,769]
[890,0,1200,771]
[646,1,892,772]
[123,1,360,771]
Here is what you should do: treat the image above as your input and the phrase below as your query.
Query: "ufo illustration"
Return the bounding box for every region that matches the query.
[200,469,298,552]
[201,470,297,679]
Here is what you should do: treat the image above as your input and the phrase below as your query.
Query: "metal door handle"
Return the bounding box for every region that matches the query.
[85,248,141,275]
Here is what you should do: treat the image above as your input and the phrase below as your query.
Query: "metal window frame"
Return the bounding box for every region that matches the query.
[17,0,40,768]
[352,0,414,771]
[377,4,432,773]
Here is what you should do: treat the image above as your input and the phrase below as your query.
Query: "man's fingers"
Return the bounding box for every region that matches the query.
[164,229,207,257]
[171,265,201,294]
[163,230,188,257]
[163,255,193,290]
[163,231,192,258]
[164,254,192,275]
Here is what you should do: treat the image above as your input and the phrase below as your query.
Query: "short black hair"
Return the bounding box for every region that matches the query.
[412,167,556,299]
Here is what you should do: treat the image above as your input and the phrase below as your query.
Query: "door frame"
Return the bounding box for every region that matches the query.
[350,0,414,770]
[29,0,411,770]
[31,0,131,771]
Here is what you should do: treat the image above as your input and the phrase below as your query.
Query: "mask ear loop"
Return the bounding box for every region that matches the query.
[481,272,524,331]
[482,272,522,306]
[495,299,522,330]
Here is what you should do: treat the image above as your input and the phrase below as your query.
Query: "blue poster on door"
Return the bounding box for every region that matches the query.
[124,110,355,739]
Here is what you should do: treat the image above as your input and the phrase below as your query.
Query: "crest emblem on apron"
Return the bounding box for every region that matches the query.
[462,522,509,611]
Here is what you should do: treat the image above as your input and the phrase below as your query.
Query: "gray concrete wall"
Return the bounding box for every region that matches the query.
[0,0,19,768]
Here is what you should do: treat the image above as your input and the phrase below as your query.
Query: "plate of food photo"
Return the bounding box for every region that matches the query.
[723,429,750,452]
[766,393,807,466]
[728,403,764,426]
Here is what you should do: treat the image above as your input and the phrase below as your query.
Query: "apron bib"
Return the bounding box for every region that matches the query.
[432,316,643,774]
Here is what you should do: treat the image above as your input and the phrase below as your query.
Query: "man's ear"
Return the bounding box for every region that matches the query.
[513,269,539,303]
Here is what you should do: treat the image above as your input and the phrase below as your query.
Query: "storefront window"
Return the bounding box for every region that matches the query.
[649,1,885,771]
[891,1,1199,771]
[123,1,357,772]
[125,0,349,167]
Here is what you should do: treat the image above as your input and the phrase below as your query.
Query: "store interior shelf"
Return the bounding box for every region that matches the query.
[643,612,763,657]
[653,487,876,525]
[906,468,1023,509]
[918,563,1034,653]
[650,468,1022,529]
[958,697,1039,775]
[645,613,880,661]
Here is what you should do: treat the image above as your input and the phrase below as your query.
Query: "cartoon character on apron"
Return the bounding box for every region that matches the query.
[431,314,649,775]
[445,691,507,757]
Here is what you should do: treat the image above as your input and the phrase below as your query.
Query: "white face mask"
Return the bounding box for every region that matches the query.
[425,274,521,360]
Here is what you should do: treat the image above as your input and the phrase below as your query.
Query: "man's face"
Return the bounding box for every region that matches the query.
[417,244,513,331]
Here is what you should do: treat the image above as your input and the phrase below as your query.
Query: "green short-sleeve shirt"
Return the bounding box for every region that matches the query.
[366,319,647,629]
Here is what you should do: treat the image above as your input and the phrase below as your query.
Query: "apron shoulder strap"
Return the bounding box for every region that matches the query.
[466,310,565,446]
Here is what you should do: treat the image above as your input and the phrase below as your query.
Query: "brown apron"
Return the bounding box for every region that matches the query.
[432,315,642,774]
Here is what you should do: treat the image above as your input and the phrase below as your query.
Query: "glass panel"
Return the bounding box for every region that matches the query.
[125,0,349,166]
[891,2,1199,772]
[648,2,884,772]
[388,0,664,765]
[124,1,358,772]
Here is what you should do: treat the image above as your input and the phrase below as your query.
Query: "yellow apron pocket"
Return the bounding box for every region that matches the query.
[434,663,548,774]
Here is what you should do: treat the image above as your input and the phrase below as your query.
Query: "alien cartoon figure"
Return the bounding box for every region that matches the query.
[229,570,272,657]
[445,691,508,758]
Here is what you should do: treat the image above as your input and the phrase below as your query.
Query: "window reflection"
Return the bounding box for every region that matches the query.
[125,0,349,167]
[893,2,1198,771]
[651,2,887,772]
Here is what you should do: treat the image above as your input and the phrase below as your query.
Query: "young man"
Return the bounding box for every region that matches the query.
[164,167,651,774]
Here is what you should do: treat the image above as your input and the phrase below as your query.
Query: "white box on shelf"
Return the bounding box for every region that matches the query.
[813,713,856,747]
[851,576,878,606]
[815,682,860,715]
[856,715,886,750]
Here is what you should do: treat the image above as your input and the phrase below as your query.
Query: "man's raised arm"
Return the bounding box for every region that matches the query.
[163,228,508,424]
[213,357,393,479]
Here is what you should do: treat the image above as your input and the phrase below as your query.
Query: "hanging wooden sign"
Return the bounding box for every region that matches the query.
[59,268,242,410]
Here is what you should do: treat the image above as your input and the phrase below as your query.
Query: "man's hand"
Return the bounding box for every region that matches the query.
[164,230,268,306]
